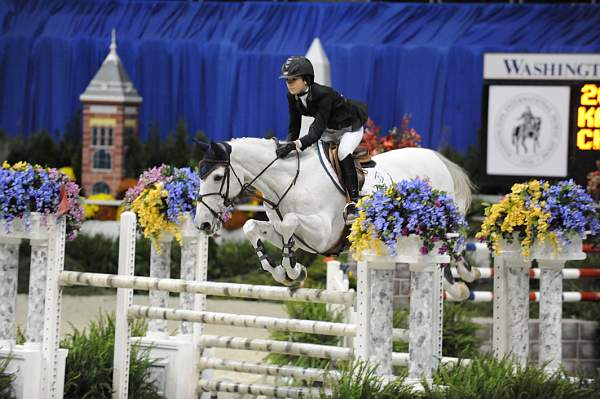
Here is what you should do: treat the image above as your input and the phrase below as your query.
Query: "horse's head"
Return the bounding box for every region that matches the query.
[194,141,243,235]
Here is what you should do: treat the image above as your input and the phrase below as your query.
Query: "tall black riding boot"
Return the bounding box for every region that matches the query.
[340,155,360,223]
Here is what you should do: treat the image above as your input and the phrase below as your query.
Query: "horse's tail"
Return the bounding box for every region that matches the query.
[434,152,474,213]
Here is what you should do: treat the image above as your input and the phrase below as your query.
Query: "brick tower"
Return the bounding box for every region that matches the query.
[80,30,142,197]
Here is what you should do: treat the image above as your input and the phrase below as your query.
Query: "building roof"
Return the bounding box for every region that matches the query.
[80,30,142,104]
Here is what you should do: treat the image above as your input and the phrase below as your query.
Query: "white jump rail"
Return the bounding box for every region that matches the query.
[3,210,584,398]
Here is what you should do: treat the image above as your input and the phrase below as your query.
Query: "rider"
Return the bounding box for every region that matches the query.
[275,56,368,223]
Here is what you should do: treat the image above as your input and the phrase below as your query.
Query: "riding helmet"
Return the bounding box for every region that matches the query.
[279,56,314,82]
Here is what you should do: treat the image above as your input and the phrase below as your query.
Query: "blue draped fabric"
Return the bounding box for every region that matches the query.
[1,1,599,151]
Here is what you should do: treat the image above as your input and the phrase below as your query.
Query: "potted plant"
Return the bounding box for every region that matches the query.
[476,179,599,259]
[0,161,84,240]
[124,165,200,250]
[348,178,467,261]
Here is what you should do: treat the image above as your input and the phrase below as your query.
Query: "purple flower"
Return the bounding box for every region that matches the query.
[125,165,201,225]
[543,179,600,240]
[356,178,467,259]
[0,164,84,240]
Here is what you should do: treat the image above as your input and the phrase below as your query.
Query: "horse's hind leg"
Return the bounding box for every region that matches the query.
[242,219,288,284]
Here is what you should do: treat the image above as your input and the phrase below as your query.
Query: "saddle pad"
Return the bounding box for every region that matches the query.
[316,141,393,197]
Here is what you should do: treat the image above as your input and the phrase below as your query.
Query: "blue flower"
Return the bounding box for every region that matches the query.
[355,178,467,259]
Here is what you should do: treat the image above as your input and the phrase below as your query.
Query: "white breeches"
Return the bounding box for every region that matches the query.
[338,126,364,160]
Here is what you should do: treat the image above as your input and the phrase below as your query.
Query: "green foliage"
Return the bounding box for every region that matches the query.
[2,115,207,181]
[441,303,481,358]
[0,355,15,399]
[392,308,408,353]
[3,112,82,176]
[211,240,263,280]
[328,357,599,399]
[323,361,414,399]
[61,312,160,399]
[124,133,146,179]
[267,299,343,369]
[17,234,183,294]
[425,355,600,399]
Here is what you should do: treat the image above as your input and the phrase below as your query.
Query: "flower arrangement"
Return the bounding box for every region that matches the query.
[0,161,85,240]
[348,179,467,260]
[587,160,600,202]
[124,165,200,248]
[361,115,422,155]
[476,180,600,258]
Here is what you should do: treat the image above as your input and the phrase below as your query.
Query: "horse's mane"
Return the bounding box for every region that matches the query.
[229,137,276,145]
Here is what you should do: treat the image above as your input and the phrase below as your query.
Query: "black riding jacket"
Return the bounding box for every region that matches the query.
[286,82,364,150]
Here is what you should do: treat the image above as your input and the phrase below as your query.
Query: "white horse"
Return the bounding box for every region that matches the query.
[194,138,473,290]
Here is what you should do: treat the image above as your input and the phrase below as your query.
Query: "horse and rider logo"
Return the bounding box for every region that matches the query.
[512,106,541,155]
[494,93,561,167]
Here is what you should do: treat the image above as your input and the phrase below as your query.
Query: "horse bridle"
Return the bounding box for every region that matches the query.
[197,149,301,226]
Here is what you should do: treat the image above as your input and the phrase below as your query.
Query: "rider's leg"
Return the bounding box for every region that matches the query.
[338,127,363,222]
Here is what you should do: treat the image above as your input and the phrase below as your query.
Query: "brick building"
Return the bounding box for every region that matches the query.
[80,30,142,197]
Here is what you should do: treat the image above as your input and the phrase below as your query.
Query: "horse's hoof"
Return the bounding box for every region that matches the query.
[281,266,307,288]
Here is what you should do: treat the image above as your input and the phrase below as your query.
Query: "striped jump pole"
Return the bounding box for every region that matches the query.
[451,267,600,280]
[444,291,600,302]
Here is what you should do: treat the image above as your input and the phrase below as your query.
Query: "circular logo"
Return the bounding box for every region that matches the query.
[494,94,561,167]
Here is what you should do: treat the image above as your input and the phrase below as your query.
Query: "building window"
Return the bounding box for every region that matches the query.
[91,125,114,147]
[92,182,110,195]
[93,149,112,170]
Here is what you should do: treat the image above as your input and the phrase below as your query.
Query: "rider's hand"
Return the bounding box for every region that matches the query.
[276,142,296,158]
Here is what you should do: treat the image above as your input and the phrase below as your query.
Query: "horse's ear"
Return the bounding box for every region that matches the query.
[212,142,231,161]
[192,138,210,152]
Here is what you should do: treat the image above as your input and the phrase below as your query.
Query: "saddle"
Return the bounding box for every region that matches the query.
[322,142,376,199]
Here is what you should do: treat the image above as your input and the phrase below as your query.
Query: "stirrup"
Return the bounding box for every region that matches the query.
[343,202,358,225]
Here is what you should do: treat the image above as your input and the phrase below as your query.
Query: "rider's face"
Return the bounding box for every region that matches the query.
[286,77,307,95]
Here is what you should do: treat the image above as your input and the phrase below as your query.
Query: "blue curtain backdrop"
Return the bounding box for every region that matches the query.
[1,1,599,151]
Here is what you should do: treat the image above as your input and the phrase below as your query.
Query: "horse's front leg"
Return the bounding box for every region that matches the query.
[278,213,307,283]
[242,219,289,284]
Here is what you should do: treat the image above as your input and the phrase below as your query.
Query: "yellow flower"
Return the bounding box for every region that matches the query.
[59,166,76,181]
[11,161,30,171]
[2,161,10,169]
[130,185,184,252]
[477,180,556,257]
[84,193,115,219]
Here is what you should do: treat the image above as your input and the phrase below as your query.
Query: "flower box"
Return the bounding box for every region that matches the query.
[531,234,586,261]
[477,180,599,261]
[361,235,451,265]
[349,179,466,264]
[125,165,201,248]
[0,162,84,241]
[0,212,60,240]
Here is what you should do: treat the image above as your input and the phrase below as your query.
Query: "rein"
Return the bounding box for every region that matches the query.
[198,148,300,224]
[198,147,325,254]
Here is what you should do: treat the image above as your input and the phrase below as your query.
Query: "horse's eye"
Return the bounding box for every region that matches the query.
[214,175,223,182]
